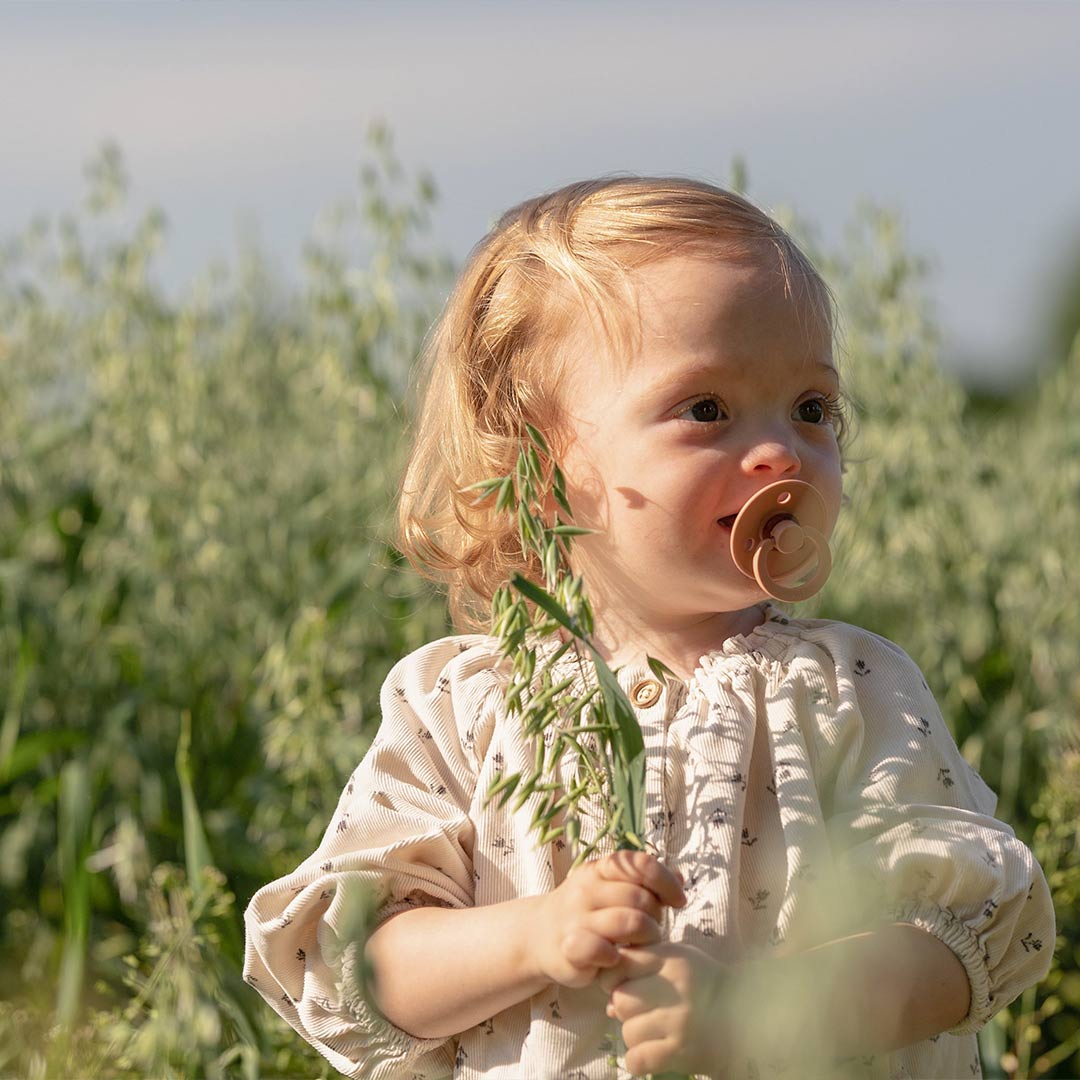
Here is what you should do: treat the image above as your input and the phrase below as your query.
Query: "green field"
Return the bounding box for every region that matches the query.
[0,137,1076,1078]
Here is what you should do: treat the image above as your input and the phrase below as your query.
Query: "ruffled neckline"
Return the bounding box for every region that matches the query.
[528,601,809,694]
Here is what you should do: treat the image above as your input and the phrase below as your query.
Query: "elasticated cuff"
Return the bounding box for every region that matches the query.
[338,938,452,1063]
[886,898,995,1036]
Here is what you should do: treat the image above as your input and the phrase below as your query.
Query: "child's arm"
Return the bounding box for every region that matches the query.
[756,922,971,1057]
[600,921,972,1072]
[366,851,686,1039]
[810,625,1056,1040]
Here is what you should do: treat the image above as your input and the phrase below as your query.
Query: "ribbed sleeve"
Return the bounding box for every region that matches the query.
[242,635,506,1079]
[810,624,1056,1035]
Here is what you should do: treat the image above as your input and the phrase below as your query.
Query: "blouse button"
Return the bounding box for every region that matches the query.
[630,679,663,708]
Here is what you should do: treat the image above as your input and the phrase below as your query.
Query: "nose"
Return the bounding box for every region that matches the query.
[740,433,801,476]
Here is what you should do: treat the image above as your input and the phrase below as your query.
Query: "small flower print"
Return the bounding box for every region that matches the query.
[728,770,747,791]
[770,615,790,625]
[279,914,293,928]
[697,919,717,938]
[854,659,871,676]
[492,751,505,770]
[937,767,954,789]
[741,828,758,847]
[811,688,830,706]
[245,973,258,983]
[650,809,676,832]
[418,726,433,740]
[913,717,931,737]
[492,836,516,857]
[776,760,795,782]
[336,814,350,833]
[458,641,470,653]
[437,675,451,694]
[320,861,333,872]
[1021,932,1043,953]
[983,848,999,869]
[766,775,777,796]
[479,1017,494,1035]
[548,996,562,1019]
[319,888,333,900]
[683,870,701,892]
[749,888,770,911]
[454,1045,468,1068]
[1027,880,1035,900]
[296,948,306,963]
[554,838,566,851]
[430,782,447,795]
[969,1061,980,1076]
[393,685,406,698]
[710,805,728,827]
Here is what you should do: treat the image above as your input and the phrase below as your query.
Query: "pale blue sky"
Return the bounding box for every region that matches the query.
[3,1,1079,388]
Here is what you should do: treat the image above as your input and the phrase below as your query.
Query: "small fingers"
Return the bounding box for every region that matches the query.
[589,881,664,923]
[598,851,687,909]
[590,907,662,948]
[561,927,619,971]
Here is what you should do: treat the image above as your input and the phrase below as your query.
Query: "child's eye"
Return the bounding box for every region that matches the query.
[795,395,839,425]
[678,396,726,423]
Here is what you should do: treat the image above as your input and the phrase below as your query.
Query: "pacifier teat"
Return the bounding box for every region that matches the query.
[729,480,833,601]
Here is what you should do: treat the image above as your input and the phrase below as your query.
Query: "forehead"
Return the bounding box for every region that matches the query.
[560,251,835,386]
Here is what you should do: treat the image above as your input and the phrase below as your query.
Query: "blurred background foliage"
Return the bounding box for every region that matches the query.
[0,131,1076,1078]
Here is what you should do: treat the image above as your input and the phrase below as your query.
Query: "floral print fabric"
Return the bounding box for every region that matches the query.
[243,604,1055,1079]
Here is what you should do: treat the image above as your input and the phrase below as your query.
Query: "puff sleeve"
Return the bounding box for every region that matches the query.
[242,636,505,1080]
[812,625,1055,1036]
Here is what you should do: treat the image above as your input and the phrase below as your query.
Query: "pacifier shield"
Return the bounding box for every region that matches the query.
[729,479,832,601]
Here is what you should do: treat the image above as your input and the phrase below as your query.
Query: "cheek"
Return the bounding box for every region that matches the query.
[558,445,609,526]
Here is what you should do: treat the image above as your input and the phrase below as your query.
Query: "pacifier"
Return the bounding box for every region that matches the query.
[729,479,833,601]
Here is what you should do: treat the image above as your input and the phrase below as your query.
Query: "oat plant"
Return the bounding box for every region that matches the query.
[471,425,686,1080]
[472,423,670,862]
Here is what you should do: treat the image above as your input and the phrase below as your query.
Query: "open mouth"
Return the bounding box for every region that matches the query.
[717,514,737,531]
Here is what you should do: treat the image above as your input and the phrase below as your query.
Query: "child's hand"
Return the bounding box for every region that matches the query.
[531,851,687,990]
[598,942,732,1077]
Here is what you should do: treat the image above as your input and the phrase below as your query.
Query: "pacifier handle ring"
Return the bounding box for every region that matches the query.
[751,526,832,602]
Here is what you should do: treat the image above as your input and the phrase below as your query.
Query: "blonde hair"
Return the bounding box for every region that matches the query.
[397,176,840,631]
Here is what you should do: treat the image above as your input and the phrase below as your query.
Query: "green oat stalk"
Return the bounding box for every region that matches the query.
[469,425,686,1080]
[469,424,649,863]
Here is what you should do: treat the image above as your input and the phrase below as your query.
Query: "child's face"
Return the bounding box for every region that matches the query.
[557,252,843,627]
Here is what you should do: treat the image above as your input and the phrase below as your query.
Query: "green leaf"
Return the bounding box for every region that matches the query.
[647,655,677,681]
[462,476,506,496]
[495,474,516,513]
[524,422,550,455]
[586,646,647,841]
[510,574,578,635]
[176,709,215,902]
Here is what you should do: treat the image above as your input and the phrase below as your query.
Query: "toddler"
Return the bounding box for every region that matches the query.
[243,178,1055,1079]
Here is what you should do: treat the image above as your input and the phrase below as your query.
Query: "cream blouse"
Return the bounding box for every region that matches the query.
[243,604,1055,1080]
